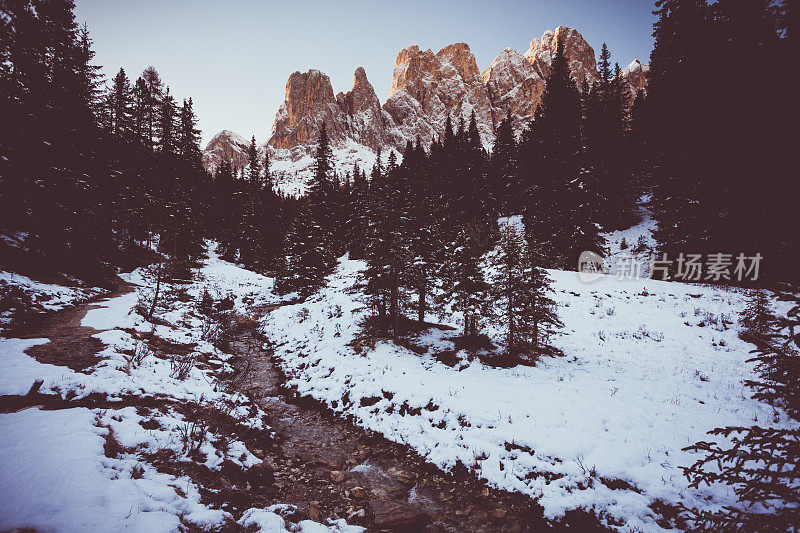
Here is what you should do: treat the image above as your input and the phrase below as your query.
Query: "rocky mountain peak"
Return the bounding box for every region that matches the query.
[481,26,602,132]
[385,41,494,147]
[620,59,650,98]
[436,43,482,84]
[482,47,544,131]
[336,67,388,150]
[203,129,251,172]
[524,25,599,89]
[269,69,346,150]
[204,25,648,193]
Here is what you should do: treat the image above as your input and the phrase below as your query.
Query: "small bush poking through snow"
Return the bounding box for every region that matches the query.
[122,339,153,373]
[170,352,197,380]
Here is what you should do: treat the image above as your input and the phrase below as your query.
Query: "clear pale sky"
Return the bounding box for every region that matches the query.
[74,0,657,146]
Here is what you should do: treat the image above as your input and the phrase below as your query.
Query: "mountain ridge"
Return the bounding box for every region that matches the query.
[203,25,648,193]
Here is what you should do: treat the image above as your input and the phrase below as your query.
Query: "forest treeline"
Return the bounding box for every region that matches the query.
[1,0,797,348]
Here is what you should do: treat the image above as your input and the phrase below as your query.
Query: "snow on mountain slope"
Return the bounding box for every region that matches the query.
[203,26,649,193]
[263,257,796,531]
[602,193,659,279]
[269,139,389,197]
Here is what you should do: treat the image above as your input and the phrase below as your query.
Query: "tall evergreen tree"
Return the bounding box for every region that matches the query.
[346,163,370,259]
[277,126,337,295]
[584,46,637,231]
[108,68,132,141]
[279,206,335,297]
[488,223,563,359]
[363,150,412,337]
[239,135,262,266]
[489,112,518,216]
[519,40,606,268]
[440,222,490,338]
[214,158,239,261]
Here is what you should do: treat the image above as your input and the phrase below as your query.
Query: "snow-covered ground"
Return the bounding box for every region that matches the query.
[0,247,362,533]
[602,193,658,279]
[270,140,399,197]
[263,257,797,531]
[0,270,106,329]
[3,234,794,531]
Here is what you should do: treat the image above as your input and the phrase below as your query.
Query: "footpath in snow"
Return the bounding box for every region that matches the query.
[0,247,362,533]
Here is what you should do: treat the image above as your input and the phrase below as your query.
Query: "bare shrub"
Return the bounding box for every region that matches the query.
[221,356,255,394]
[178,418,208,456]
[170,352,197,380]
[200,314,221,344]
[123,339,154,372]
[633,324,664,342]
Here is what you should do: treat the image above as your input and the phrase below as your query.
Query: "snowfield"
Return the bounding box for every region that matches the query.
[0,247,362,533]
[264,257,797,531]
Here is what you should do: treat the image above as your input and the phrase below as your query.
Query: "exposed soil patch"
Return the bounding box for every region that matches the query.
[10,278,134,370]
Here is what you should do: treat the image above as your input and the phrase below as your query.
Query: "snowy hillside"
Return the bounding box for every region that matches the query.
[0,248,361,533]
[270,140,390,197]
[263,257,797,531]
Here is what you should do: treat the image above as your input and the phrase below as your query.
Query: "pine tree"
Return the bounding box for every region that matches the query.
[488,223,562,360]
[239,135,262,266]
[157,87,178,154]
[176,97,207,260]
[310,122,333,224]
[108,68,133,141]
[487,223,528,351]
[278,206,335,297]
[682,290,800,530]
[346,163,370,259]
[440,222,490,338]
[739,289,775,337]
[404,140,439,323]
[363,151,411,337]
[178,98,202,161]
[583,45,637,231]
[141,66,163,151]
[489,112,518,216]
[278,126,337,295]
[214,159,239,261]
[598,42,612,83]
[519,40,606,268]
[518,243,563,356]
[257,147,283,270]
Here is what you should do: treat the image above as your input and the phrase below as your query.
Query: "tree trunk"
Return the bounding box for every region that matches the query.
[377,296,387,335]
[390,282,399,339]
[507,294,514,349]
[417,284,426,324]
[147,260,162,320]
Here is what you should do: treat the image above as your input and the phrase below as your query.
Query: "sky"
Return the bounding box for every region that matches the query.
[74,0,657,147]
